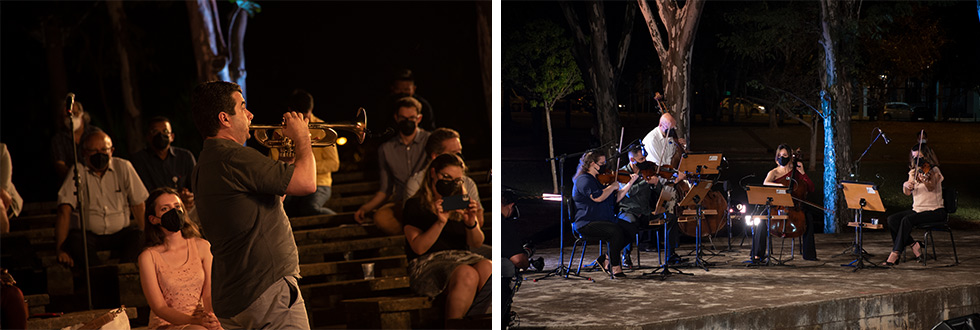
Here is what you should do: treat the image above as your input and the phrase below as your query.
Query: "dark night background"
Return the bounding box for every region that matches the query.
[1,1,491,203]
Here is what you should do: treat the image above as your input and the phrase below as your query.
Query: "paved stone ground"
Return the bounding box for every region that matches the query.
[509,226,980,329]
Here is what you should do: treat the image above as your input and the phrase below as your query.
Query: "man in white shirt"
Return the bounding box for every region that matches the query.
[641,113,687,210]
[55,131,148,268]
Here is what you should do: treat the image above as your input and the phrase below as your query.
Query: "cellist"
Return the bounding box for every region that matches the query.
[753,144,818,262]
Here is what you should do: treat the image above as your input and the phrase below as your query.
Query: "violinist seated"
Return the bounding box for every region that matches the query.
[572,151,639,278]
[616,145,683,266]
[753,144,818,262]
[881,143,945,266]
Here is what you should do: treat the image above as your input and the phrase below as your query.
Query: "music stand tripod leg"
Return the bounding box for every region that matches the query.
[641,218,692,280]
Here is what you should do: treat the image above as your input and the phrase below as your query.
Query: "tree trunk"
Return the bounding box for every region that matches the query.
[561,1,634,154]
[638,0,705,146]
[545,106,558,194]
[107,1,143,155]
[227,8,248,99]
[476,2,492,122]
[186,0,229,83]
[43,22,69,125]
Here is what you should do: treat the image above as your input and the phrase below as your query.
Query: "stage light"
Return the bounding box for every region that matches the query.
[336,137,348,145]
[541,193,562,202]
[736,203,745,213]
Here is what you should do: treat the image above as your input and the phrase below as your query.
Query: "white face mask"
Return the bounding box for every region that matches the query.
[65,113,83,131]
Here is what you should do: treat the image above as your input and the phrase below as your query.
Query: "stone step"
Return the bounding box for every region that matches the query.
[297,236,405,264]
[27,307,137,330]
[8,213,57,231]
[343,295,434,329]
[300,256,407,284]
[290,212,357,229]
[293,224,385,246]
[2,227,55,248]
[300,276,410,299]
[25,293,49,314]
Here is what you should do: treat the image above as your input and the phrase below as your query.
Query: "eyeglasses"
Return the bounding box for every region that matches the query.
[85,147,114,154]
[396,115,419,122]
[438,172,463,185]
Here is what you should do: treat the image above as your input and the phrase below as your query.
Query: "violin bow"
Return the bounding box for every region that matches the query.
[914,129,924,183]
[616,127,625,174]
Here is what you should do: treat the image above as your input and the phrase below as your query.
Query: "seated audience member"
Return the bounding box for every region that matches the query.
[355,97,430,234]
[1,268,28,330]
[131,117,199,228]
[379,69,436,132]
[52,100,103,180]
[1,143,24,234]
[139,188,222,330]
[404,128,484,227]
[55,131,148,268]
[271,89,340,216]
[403,154,491,322]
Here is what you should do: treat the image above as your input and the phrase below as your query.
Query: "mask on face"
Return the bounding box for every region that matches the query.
[597,164,609,174]
[777,156,791,166]
[397,119,417,136]
[913,157,927,167]
[435,179,461,197]
[65,114,83,131]
[159,208,185,233]
[89,153,110,171]
[151,133,170,150]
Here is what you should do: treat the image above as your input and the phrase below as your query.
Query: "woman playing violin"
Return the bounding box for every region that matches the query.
[882,143,945,266]
[754,144,818,261]
[571,151,639,278]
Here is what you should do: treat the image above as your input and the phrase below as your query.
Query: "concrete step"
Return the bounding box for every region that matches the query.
[299,255,407,280]
[289,212,357,230]
[25,293,49,314]
[343,295,433,329]
[297,236,405,264]
[293,224,386,246]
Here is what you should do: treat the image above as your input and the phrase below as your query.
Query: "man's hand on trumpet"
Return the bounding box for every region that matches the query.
[282,111,311,145]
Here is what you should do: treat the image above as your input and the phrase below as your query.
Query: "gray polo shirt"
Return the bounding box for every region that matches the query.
[617,164,654,217]
[192,138,298,318]
[377,130,430,202]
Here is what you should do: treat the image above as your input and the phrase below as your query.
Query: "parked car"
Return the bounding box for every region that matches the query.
[882,102,912,121]
[912,105,934,121]
[720,97,766,117]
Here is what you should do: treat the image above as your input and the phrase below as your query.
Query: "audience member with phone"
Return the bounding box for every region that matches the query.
[402,153,491,324]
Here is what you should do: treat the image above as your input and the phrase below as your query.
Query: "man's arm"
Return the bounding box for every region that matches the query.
[282,112,316,196]
[130,202,145,231]
[55,204,74,267]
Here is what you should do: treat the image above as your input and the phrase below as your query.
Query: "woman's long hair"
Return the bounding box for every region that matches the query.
[412,153,468,215]
[142,187,201,250]
[574,151,604,180]
[910,143,940,169]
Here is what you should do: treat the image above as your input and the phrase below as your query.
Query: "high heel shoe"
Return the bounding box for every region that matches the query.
[880,251,901,267]
[595,254,611,275]
[911,241,924,261]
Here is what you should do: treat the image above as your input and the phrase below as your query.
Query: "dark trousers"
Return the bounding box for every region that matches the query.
[620,211,680,257]
[887,208,946,252]
[576,220,639,267]
[751,211,816,260]
[284,185,335,217]
[64,226,142,267]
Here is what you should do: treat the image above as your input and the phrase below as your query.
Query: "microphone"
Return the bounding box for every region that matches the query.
[877,127,891,144]
[66,93,76,116]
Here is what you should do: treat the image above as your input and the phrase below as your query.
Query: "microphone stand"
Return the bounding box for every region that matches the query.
[537,148,594,281]
[66,94,94,310]
[851,128,886,179]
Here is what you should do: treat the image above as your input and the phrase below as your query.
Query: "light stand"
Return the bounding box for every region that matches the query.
[536,149,595,281]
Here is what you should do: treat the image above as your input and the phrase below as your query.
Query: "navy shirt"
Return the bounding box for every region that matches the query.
[131,146,197,192]
[571,174,616,231]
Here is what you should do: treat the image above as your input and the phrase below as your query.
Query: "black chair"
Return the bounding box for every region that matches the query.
[565,199,614,279]
[914,187,958,266]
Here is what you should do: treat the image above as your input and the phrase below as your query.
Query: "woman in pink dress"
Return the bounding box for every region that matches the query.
[139,187,221,330]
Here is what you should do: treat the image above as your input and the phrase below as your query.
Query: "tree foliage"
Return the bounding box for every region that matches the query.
[503,19,584,111]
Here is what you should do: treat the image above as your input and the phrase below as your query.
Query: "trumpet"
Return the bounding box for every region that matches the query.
[250,107,367,158]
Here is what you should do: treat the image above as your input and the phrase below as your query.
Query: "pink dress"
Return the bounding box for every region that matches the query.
[147,238,206,330]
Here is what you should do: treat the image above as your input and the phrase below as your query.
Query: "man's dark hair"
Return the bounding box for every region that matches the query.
[191,81,241,138]
[146,116,171,133]
[287,89,313,113]
[424,128,460,157]
[393,69,415,83]
[393,96,422,116]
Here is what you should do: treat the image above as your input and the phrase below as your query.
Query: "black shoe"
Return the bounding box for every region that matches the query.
[613,272,627,278]
[622,253,633,269]
[668,253,688,264]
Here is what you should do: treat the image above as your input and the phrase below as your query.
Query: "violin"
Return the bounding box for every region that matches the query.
[596,168,617,185]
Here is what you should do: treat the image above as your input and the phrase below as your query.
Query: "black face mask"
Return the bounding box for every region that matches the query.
[159,208,185,233]
[89,153,110,171]
[913,157,927,167]
[397,119,417,136]
[597,164,609,174]
[435,179,461,197]
[777,156,791,166]
[151,133,170,150]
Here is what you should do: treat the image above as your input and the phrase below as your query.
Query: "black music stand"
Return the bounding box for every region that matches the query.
[640,195,693,280]
[676,179,716,271]
[839,181,886,272]
[745,185,795,267]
